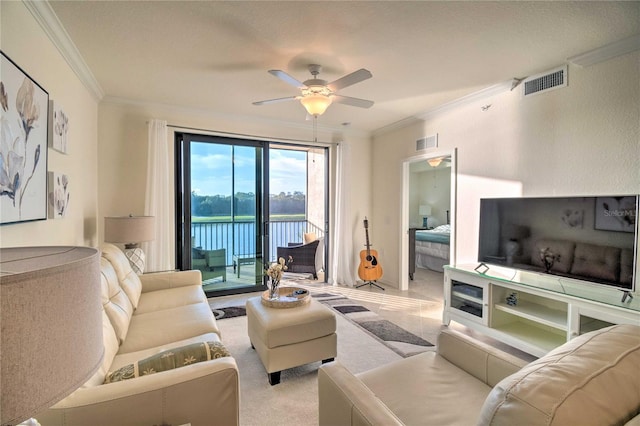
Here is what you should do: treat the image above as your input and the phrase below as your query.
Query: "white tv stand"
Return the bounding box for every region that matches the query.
[443,264,640,357]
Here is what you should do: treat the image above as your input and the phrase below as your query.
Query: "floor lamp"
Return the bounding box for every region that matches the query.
[0,246,103,426]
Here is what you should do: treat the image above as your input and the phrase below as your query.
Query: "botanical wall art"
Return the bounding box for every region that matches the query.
[594,196,637,233]
[561,208,583,228]
[1,51,49,225]
[48,100,69,154]
[48,171,69,219]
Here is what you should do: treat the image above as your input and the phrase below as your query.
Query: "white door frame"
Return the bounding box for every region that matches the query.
[399,148,457,291]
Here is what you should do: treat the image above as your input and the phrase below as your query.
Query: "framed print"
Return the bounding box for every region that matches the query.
[48,99,69,154]
[594,196,637,233]
[1,51,49,225]
[48,171,70,219]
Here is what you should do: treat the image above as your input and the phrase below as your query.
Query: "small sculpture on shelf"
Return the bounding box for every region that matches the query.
[506,292,518,306]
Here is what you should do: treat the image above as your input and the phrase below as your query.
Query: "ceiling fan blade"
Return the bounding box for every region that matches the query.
[332,95,374,109]
[327,68,372,92]
[253,96,299,106]
[268,70,307,88]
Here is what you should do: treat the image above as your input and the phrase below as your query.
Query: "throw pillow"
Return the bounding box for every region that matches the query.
[303,232,317,244]
[104,341,231,383]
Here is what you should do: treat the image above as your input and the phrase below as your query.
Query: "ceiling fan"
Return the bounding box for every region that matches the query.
[253,64,374,116]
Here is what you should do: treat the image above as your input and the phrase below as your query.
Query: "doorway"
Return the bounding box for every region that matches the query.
[175,133,329,297]
[400,150,457,291]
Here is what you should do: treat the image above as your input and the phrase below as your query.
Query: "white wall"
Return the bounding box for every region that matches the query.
[372,52,640,288]
[0,2,99,248]
[98,100,372,272]
[409,166,451,228]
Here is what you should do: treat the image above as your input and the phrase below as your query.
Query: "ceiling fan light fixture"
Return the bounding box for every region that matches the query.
[428,157,443,167]
[300,94,333,116]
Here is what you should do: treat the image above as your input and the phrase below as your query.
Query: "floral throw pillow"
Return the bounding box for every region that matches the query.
[105,341,231,383]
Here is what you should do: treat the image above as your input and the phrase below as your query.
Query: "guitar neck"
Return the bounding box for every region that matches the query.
[364,218,372,255]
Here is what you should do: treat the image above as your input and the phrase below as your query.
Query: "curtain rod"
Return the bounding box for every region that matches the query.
[165,123,338,147]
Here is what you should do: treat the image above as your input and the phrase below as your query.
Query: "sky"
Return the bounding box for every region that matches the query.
[190,143,306,196]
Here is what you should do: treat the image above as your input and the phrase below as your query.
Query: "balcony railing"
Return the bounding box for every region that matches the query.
[191,219,324,265]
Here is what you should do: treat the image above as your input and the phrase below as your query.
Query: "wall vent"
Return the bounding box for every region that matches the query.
[416,134,438,151]
[523,65,567,97]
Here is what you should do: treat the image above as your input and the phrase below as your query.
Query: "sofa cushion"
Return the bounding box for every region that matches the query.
[118,302,220,354]
[358,351,492,426]
[135,285,207,314]
[479,325,640,426]
[101,243,143,308]
[571,242,620,282]
[105,340,231,383]
[531,239,575,273]
[101,258,134,345]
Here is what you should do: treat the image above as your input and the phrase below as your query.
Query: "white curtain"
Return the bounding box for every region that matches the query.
[330,142,356,286]
[143,119,173,272]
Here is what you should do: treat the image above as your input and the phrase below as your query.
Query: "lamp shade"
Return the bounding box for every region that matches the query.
[501,224,531,240]
[419,205,432,216]
[104,215,155,245]
[300,94,333,116]
[0,246,103,425]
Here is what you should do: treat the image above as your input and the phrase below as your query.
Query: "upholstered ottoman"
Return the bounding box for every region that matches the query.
[246,296,337,385]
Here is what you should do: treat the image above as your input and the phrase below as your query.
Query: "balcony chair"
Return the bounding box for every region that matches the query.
[276,233,323,280]
[192,246,227,282]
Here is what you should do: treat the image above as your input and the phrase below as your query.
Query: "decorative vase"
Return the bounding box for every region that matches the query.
[269,280,280,300]
[504,240,519,266]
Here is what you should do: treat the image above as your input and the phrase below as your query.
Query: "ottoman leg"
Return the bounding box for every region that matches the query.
[322,358,334,364]
[268,371,281,386]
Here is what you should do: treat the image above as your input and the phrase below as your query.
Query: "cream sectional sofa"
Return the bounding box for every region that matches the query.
[36,243,239,426]
[319,324,640,425]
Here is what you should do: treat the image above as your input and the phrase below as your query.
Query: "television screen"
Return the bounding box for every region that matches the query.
[478,195,638,291]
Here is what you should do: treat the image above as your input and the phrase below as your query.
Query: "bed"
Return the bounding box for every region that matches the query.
[415,224,451,273]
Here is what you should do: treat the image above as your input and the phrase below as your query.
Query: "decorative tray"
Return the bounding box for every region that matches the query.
[261,286,310,309]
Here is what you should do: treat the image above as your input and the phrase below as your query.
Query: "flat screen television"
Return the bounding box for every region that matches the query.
[478,195,638,292]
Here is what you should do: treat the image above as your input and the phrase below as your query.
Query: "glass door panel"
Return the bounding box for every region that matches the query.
[267,145,328,281]
[180,135,265,297]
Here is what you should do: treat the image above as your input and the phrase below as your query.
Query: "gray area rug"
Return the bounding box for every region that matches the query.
[213,292,434,358]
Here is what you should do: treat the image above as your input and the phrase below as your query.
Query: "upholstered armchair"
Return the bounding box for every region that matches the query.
[193,247,227,282]
[276,236,323,279]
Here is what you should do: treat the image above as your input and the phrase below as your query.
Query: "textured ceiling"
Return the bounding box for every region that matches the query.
[49,1,640,133]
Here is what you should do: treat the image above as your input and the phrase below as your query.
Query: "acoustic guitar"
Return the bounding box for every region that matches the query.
[358,217,383,282]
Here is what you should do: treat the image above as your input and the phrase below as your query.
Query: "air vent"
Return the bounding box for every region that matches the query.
[416,134,438,151]
[523,65,567,97]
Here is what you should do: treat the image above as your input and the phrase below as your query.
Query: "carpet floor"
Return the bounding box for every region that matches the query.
[216,307,402,426]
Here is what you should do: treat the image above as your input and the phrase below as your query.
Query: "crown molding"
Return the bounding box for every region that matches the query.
[372,80,513,137]
[24,0,104,101]
[568,34,640,67]
[101,96,371,139]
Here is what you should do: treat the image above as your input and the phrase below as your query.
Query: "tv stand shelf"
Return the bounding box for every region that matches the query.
[444,264,640,357]
[494,301,567,331]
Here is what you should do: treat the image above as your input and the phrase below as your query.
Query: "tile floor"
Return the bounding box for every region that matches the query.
[208,266,535,361]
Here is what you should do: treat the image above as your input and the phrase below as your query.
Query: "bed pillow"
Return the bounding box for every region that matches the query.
[432,224,451,233]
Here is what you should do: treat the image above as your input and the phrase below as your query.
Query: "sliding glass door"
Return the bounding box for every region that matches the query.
[176,134,266,297]
[176,133,329,297]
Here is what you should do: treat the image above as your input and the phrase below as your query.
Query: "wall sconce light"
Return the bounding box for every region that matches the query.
[428,157,443,167]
